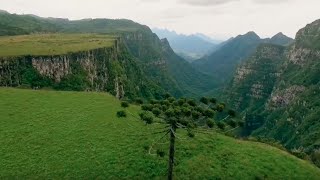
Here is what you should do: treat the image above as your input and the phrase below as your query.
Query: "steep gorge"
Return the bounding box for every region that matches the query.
[225,19,320,153]
[0,11,215,98]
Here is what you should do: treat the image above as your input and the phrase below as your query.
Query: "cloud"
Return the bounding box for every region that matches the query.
[252,0,292,4]
[178,0,239,6]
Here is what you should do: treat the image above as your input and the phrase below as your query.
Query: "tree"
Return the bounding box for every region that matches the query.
[139,96,238,180]
[121,101,129,108]
[117,95,239,180]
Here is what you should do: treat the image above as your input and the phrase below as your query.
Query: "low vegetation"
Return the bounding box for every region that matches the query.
[0,34,116,57]
[0,88,319,179]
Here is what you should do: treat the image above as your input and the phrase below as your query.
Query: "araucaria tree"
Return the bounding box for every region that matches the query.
[118,95,239,180]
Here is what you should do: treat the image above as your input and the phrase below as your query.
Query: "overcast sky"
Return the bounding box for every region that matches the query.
[0,0,319,40]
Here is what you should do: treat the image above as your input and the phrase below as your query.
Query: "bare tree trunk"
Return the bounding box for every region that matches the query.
[168,126,175,180]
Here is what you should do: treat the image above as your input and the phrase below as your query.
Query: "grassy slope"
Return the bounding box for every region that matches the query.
[0,88,319,179]
[0,34,116,57]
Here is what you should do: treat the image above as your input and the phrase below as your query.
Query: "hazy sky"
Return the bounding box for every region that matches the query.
[0,0,319,40]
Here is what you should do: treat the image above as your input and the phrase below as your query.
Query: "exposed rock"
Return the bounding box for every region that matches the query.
[269,85,306,107]
[32,56,70,82]
[288,45,320,66]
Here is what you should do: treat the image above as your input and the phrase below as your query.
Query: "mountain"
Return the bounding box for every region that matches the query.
[1,88,320,178]
[152,28,217,62]
[193,31,294,88]
[0,11,216,98]
[224,19,320,163]
[193,31,262,85]
[194,33,222,44]
[269,32,294,46]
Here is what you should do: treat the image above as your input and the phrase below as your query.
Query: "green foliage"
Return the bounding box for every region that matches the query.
[141,104,153,111]
[121,101,129,108]
[1,88,320,178]
[187,130,195,138]
[57,61,88,91]
[152,108,161,117]
[134,98,144,105]
[207,120,215,128]
[165,108,175,117]
[311,150,320,167]
[216,104,225,112]
[187,99,196,107]
[192,111,201,119]
[217,121,226,130]
[203,109,215,118]
[117,110,127,118]
[227,119,237,128]
[209,98,217,104]
[156,149,166,158]
[291,148,309,160]
[200,97,209,104]
[139,112,154,124]
[238,121,245,127]
[228,110,236,117]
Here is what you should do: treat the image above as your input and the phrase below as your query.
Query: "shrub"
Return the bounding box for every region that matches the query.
[238,121,245,127]
[178,99,186,106]
[140,112,154,124]
[216,104,225,112]
[173,107,182,116]
[152,108,161,117]
[135,98,144,105]
[117,110,127,118]
[311,150,320,167]
[187,99,196,106]
[163,93,172,99]
[207,119,215,128]
[203,109,215,118]
[291,148,309,160]
[143,145,149,151]
[121,101,129,108]
[200,97,209,104]
[227,119,237,128]
[150,99,158,104]
[161,100,170,106]
[187,130,195,138]
[165,108,175,117]
[228,110,236,117]
[141,104,153,111]
[209,98,217,104]
[217,121,226,130]
[157,149,166,157]
[168,97,175,103]
[182,107,192,116]
[192,111,201,119]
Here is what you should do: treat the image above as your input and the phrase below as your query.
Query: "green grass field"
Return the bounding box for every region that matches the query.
[0,34,116,57]
[0,88,320,179]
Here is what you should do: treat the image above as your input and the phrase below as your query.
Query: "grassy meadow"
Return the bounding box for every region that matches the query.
[0,88,320,179]
[0,34,116,57]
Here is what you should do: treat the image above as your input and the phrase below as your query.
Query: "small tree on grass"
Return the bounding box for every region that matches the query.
[117,95,239,180]
[142,96,238,180]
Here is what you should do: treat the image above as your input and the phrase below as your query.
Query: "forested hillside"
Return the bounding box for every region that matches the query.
[193,31,293,86]
[224,19,320,163]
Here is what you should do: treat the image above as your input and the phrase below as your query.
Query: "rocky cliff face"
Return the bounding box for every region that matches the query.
[226,44,285,112]
[225,19,320,152]
[0,40,158,99]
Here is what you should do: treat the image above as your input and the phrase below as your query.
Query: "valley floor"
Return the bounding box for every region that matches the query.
[0,88,319,179]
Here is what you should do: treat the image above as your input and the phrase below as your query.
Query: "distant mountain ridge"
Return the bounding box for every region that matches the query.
[193,31,294,87]
[152,28,219,62]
